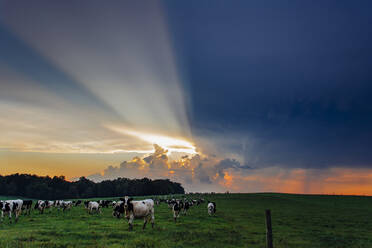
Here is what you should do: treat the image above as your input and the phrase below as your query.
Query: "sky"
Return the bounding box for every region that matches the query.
[1,0,372,194]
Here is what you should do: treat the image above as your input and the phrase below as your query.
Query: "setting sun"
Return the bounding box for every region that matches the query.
[107,125,197,155]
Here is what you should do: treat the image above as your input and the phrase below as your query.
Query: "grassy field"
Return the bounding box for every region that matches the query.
[1,193,372,248]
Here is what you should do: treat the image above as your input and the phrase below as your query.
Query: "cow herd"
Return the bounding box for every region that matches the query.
[0,196,216,230]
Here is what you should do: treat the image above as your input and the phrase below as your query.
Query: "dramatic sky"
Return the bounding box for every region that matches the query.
[1,0,372,194]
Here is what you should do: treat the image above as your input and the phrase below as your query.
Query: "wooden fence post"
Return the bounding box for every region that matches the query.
[265,209,273,248]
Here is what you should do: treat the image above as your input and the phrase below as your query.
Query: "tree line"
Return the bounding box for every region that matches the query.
[0,174,185,200]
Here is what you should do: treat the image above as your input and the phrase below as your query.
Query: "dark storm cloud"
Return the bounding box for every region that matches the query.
[194,163,211,184]
[165,0,372,169]
[215,159,251,175]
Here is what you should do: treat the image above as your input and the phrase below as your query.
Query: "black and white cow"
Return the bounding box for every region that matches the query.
[120,196,155,231]
[1,199,23,223]
[34,200,47,214]
[60,201,73,211]
[112,201,124,218]
[54,200,72,211]
[99,200,112,208]
[84,201,90,209]
[172,200,183,222]
[207,201,216,216]
[22,200,33,215]
[74,200,82,207]
[167,199,175,209]
[182,201,190,215]
[46,201,54,209]
[44,200,54,213]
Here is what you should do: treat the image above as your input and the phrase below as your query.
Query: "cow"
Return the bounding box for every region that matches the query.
[60,201,73,211]
[74,200,82,207]
[182,201,190,215]
[44,200,54,213]
[46,201,54,208]
[22,200,33,215]
[120,196,155,231]
[207,201,216,216]
[54,200,61,209]
[87,201,101,214]
[112,201,123,218]
[34,200,47,214]
[54,200,72,211]
[99,200,112,208]
[2,199,23,223]
[172,200,183,222]
[167,199,175,209]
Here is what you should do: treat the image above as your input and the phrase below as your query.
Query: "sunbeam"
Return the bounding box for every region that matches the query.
[0,0,192,155]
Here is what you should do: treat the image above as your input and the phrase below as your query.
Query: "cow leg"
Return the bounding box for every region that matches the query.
[173,211,177,223]
[128,214,134,231]
[142,218,147,230]
[15,212,19,223]
[151,209,155,228]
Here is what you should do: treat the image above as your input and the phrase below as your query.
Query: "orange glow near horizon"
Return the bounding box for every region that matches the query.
[221,168,372,195]
[2,149,372,195]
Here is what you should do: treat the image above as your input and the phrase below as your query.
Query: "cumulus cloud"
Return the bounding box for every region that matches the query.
[87,144,251,192]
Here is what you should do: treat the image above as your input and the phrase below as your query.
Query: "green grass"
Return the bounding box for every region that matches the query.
[1,193,372,247]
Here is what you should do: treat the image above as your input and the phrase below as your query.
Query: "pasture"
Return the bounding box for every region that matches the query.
[1,193,372,248]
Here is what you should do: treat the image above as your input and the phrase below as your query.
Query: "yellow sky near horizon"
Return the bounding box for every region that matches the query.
[0,150,139,179]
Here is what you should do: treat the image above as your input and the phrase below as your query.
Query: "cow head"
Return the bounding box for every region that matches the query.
[34,201,39,209]
[123,196,133,211]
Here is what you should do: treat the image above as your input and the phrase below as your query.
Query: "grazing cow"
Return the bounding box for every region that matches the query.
[46,201,54,208]
[99,200,112,208]
[34,200,47,214]
[167,199,175,209]
[2,199,23,223]
[183,201,190,215]
[60,201,73,211]
[207,201,216,216]
[172,200,183,222]
[120,196,155,231]
[87,201,101,214]
[74,200,82,207]
[44,201,54,213]
[22,200,33,215]
[112,201,124,218]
